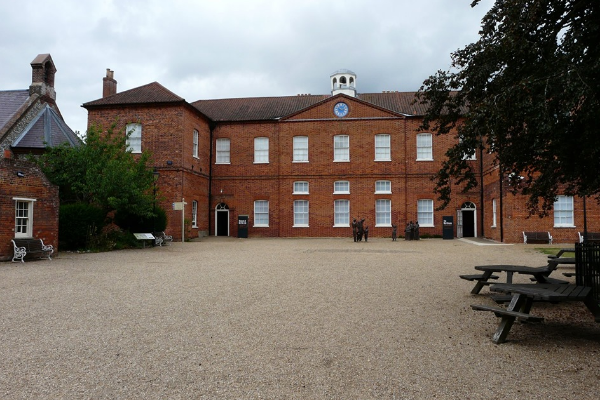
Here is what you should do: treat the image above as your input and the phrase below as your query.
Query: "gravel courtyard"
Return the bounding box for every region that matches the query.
[1,237,600,399]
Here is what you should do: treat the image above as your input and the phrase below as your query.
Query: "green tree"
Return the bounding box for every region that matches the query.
[35,123,157,218]
[417,0,600,215]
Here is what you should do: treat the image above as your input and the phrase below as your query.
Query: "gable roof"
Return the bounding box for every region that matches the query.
[83,82,185,107]
[12,105,81,149]
[0,90,30,131]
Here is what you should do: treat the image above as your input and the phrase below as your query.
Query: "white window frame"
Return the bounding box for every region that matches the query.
[375,134,391,161]
[192,200,198,228]
[193,130,199,158]
[334,135,349,162]
[334,181,350,194]
[334,199,350,227]
[294,200,309,227]
[491,199,497,228]
[254,200,269,227]
[254,137,269,164]
[216,138,230,164]
[126,123,142,153]
[554,195,574,227]
[293,136,309,162]
[293,181,309,194]
[375,199,391,227]
[375,180,391,194]
[460,136,476,160]
[418,199,434,227]
[14,198,36,238]
[416,133,433,161]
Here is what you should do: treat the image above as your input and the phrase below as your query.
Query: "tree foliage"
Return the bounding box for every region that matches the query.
[417,0,600,215]
[34,123,157,218]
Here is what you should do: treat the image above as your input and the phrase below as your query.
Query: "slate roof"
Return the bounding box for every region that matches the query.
[12,105,81,149]
[0,90,29,131]
[83,82,185,107]
[83,79,431,122]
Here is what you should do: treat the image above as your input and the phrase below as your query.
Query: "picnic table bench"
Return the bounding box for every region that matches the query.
[11,238,54,263]
[471,283,600,344]
[460,264,566,295]
[523,231,553,244]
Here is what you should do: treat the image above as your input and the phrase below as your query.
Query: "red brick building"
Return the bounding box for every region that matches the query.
[83,69,598,243]
[1,54,80,260]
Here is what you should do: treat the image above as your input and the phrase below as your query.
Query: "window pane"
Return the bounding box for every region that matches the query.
[375,134,390,160]
[254,137,269,163]
[193,130,199,158]
[126,123,142,153]
[254,200,269,226]
[15,200,32,237]
[294,181,309,194]
[192,200,198,227]
[417,134,432,160]
[375,199,391,226]
[375,180,391,193]
[334,181,349,193]
[334,135,349,161]
[293,136,308,162]
[294,200,309,226]
[216,139,230,163]
[554,195,573,226]
[334,200,350,226]
[417,199,434,226]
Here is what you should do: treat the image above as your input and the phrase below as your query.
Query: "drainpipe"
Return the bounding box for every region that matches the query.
[208,122,215,236]
[499,166,504,242]
[479,144,484,238]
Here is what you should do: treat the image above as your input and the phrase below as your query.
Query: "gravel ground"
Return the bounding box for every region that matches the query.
[1,237,600,399]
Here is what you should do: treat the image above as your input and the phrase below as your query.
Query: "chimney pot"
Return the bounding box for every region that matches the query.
[102,69,117,98]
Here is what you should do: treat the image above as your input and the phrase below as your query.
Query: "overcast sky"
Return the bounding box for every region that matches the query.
[1,0,493,135]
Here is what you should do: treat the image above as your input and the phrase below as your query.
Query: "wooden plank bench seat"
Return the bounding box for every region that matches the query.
[11,238,53,263]
[523,231,553,244]
[471,304,544,322]
[459,274,500,282]
[579,232,600,243]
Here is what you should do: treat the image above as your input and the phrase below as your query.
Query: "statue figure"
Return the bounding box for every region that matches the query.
[392,224,397,241]
[357,219,365,241]
[364,226,369,242]
[405,221,413,241]
[352,218,358,242]
[414,221,420,240]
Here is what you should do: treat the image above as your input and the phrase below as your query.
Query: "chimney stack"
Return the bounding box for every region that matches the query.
[103,69,117,98]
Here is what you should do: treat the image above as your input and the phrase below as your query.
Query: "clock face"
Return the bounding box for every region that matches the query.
[333,102,349,118]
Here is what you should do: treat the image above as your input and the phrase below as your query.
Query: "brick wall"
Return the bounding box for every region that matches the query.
[0,158,59,261]
[87,103,211,240]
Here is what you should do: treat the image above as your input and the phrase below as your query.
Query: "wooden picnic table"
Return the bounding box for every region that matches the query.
[461,264,563,295]
[472,283,600,344]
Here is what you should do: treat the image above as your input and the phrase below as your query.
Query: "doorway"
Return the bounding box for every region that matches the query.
[215,203,229,236]
[457,202,477,238]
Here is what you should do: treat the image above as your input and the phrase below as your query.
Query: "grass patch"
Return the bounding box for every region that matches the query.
[535,247,575,257]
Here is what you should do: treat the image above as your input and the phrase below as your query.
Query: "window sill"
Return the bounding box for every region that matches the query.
[375,224,393,228]
[416,158,433,162]
[374,159,392,162]
[375,192,392,195]
[293,193,310,195]
[253,162,269,164]
[215,162,230,165]
[292,160,309,163]
[419,224,435,228]
[554,225,576,228]
[293,225,309,228]
[253,225,269,228]
[333,192,350,195]
[333,224,350,228]
[333,160,350,163]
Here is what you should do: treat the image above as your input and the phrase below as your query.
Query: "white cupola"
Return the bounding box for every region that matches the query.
[330,69,357,97]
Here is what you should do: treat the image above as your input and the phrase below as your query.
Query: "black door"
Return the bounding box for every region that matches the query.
[462,210,475,237]
[216,211,228,236]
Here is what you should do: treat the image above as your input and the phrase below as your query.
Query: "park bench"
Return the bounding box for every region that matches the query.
[153,231,173,246]
[11,238,54,263]
[523,231,552,244]
[578,232,600,243]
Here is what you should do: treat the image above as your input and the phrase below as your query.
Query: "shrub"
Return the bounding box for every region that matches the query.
[59,203,106,250]
[114,206,167,233]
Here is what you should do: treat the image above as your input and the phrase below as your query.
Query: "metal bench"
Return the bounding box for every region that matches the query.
[153,231,173,246]
[11,238,54,263]
[578,232,600,243]
[523,231,552,244]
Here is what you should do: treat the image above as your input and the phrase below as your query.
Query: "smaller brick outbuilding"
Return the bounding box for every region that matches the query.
[0,154,59,261]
